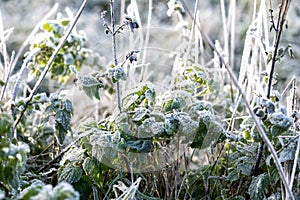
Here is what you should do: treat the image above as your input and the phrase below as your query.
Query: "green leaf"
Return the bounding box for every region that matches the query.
[0,113,13,138]
[0,79,5,86]
[3,166,19,190]
[58,164,83,184]
[42,22,53,32]
[61,19,70,26]
[248,173,268,200]
[163,97,186,113]
[83,157,102,187]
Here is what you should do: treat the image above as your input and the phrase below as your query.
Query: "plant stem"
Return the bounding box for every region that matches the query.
[110,0,122,113]
[267,0,291,98]
[13,0,89,130]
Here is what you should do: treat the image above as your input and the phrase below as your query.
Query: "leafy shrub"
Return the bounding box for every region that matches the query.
[0,0,299,199]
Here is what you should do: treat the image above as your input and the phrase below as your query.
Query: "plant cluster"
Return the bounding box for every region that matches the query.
[0,0,299,200]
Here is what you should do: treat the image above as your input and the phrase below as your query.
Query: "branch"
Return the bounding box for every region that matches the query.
[13,0,89,129]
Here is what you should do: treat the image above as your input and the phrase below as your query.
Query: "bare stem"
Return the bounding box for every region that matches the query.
[267,0,291,98]
[110,0,122,113]
[13,0,89,129]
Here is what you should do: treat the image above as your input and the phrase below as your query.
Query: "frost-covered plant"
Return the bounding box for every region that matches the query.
[18,181,79,200]
[27,12,89,83]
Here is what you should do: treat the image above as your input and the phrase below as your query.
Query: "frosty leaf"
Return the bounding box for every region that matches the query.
[279,146,295,162]
[58,164,83,184]
[83,157,102,187]
[163,97,186,113]
[125,140,154,153]
[55,109,72,144]
[177,113,198,140]
[132,108,150,123]
[122,94,139,110]
[226,169,239,182]
[60,147,86,165]
[81,75,104,100]
[108,66,127,83]
[18,180,45,199]
[63,52,74,65]
[188,101,213,118]
[137,117,165,138]
[89,132,119,162]
[269,112,293,130]
[165,113,180,136]
[53,182,80,200]
[248,173,268,200]
[237,162,252,176]
[150,122,166,137]
[64,99,74,113]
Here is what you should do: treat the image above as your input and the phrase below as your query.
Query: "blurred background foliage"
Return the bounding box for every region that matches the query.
[1,0,299,84]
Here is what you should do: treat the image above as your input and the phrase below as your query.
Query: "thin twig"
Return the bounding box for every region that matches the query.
[267,0,291,98]
[140,0,153,81]
[13,0,89,129]
[0,12,13,108]
[181,1,294,199]
[289,133,300,189]
[12,48,40,102]
[281,75,296,97]
[0,51,15,107]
